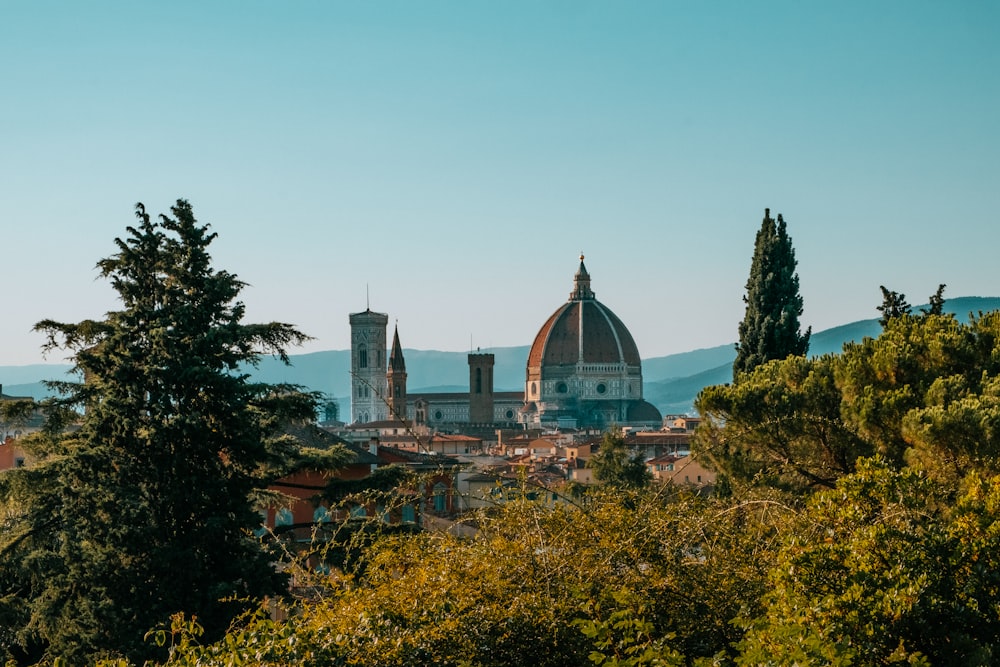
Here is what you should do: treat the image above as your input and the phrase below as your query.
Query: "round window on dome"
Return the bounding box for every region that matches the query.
[596,383,607,395]
[557,382,568,394]
[434,410,443,420]
[505,409,515,419]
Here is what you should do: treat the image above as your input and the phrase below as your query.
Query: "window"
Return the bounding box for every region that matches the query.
[596,382,607,395]
[350,505,367,519]
[313,506,331,523]
[557,382,568,394]
[358,344,368,369]
[402,504,416,523]
[433,483,448,513]
[475,368,482,394]
[275,508,293,527]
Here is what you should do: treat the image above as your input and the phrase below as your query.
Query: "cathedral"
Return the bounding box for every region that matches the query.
[349,257,662,431]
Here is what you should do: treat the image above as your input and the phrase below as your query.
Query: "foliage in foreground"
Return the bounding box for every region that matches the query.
[0,201,337,666]
[103,485,785,667]
[87,460,1000,667]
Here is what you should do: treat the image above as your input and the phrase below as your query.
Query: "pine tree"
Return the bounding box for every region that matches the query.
[588,428,651,488]
[922,283,947,317]
[733,209,811,379]
[0,201,318,664]
[877,286,911,327]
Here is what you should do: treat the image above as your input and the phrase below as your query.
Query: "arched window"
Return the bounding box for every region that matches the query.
[358,344,368,369]
[475,368,482,394]
[313,506,331,524]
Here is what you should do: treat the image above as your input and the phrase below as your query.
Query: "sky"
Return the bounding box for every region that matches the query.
[2,1,998,368]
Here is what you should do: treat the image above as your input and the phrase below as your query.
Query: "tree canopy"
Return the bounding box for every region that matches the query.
[733,209,810,379]
[588,428,652,488]
[0,201,322,665]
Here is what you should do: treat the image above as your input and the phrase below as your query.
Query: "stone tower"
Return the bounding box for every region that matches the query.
[349,309,388,423]
[468,351,495,424]
[386,324,408,422]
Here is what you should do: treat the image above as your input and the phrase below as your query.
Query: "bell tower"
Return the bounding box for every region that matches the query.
[386,324,408,422]
[349,309,388,423]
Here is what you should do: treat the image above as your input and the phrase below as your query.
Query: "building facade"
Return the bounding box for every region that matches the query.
[349,309,389,424]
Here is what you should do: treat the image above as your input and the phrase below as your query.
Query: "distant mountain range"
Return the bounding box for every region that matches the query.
[4,296,999,416]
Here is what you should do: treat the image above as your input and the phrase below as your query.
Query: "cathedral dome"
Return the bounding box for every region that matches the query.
[527,257,641,369]
[522,256,656,429]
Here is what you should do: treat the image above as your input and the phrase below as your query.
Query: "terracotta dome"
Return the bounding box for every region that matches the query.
[527,257,641,368]
[522,257,656,429]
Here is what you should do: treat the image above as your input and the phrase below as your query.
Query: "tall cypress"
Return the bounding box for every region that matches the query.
[733,208,810,379]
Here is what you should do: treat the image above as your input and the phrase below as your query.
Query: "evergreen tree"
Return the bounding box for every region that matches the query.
[0,201,317,665]
[588,428,651,488]
[922,283,947,316]
[877,285,911,327]
[733,209,810,379]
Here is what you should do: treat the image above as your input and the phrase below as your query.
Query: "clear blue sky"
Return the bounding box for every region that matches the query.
[2,1,998,367]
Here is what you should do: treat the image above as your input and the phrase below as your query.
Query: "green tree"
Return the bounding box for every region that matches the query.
[589,428,652,488]
[733,209,810,379]
[0,201,319,665]
[737,458,1000,665]
[877,285,911,327]
[696,354,870,492]
[922,283,947,316]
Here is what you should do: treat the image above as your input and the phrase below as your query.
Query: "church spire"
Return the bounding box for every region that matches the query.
[389,324,406,372]
[386,323,408,421]
[570,253,595,301]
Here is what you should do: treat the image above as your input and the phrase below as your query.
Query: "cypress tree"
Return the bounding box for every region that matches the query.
[733,208,810,379]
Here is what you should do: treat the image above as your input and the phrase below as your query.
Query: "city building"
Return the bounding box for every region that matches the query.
[348,257,663,432]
